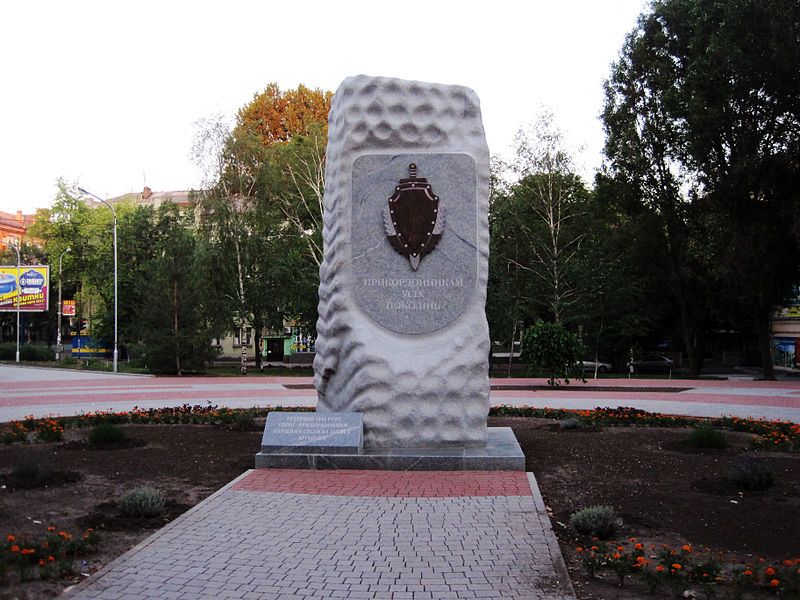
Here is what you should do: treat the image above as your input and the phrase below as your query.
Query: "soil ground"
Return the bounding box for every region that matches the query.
[0,418,797,599]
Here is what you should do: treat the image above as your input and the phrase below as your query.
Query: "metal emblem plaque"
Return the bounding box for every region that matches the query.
[384,163,445,271]
[351,153,478,335]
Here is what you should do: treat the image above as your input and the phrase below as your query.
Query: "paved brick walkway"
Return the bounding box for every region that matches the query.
[3,365,800,423]
[64,470,575,600]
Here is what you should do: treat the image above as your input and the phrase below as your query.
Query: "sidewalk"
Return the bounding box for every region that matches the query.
[64,470,575,600]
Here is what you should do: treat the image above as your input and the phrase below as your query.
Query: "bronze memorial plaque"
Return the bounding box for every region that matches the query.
[384,163,445,271]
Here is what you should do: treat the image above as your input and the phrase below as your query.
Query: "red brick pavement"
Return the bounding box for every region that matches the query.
[232,469,533,497]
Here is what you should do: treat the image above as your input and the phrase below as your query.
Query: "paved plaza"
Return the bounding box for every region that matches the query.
[64,470,575,600]
[1,365,800,423]
[5,365,800,598]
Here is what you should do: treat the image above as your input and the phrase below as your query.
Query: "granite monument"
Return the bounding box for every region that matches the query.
[313,75,491,449]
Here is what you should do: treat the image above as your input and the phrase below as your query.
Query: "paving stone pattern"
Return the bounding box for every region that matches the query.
[65,470,575,600]
[233,470,534,497]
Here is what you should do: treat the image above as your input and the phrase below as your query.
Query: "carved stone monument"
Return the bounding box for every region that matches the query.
[314,75,491,449]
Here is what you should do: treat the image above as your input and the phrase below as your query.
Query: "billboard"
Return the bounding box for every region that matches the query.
[0,265,49,312]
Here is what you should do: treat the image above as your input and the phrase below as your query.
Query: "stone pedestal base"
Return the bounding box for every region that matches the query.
[254,427,524,471]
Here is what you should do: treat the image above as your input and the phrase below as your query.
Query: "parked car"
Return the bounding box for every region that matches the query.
[632,354,674,372]
[580,359,612,373]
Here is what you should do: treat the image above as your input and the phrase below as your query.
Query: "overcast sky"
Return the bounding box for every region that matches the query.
[0,0,647,215]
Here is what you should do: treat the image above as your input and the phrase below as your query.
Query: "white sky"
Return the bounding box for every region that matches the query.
[0,0,647,215]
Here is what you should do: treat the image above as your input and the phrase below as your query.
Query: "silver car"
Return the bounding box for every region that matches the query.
[580,359,612,373]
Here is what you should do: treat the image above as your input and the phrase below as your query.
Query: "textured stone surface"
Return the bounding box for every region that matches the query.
[314,75,491,448]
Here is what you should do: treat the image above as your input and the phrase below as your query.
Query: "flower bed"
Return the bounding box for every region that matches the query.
[2,404,798,452]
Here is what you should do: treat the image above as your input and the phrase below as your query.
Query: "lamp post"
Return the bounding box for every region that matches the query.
[11,241,20,363]
[56,247,71,361]
[77,187,118,372]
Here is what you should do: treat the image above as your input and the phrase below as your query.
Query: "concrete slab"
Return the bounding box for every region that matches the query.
[255,427,525,471]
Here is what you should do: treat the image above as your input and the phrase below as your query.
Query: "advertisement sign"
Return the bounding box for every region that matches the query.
[0,265,49,312]
[62,299,76,316]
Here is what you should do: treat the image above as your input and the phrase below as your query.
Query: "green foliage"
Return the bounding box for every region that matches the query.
[88,424,126,445]
[0,343,54,361]
[602,0,800,378]
[520,321,585,386]
[35,419,64,443]
[570,505,618,539]
[119,486,166,518]
[686,426,729,449]
[1,527,98,581]
[137,204,217,375]
[229,409,258,431]
[727,455,776,491]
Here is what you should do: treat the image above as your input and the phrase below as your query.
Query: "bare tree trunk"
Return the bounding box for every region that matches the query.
[234,238,248,376]
[240,326,248,375]
[174,280,181,376]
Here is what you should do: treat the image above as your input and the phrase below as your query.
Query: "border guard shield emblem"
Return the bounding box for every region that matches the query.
[383,163,446,270]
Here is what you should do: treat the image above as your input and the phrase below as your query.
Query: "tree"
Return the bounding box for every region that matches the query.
[138,204,215,374]
[503,113,590,325]
[237,83,332,146]
[520,320,585,386]
[193,84,332,373]
[602,0,800,378]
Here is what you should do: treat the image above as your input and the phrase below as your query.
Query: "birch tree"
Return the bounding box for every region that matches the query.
[502,112,588,324]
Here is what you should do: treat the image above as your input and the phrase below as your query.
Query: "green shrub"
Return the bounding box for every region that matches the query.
[88,424,127,445]
[0,343,15,360]
[119,486,165,517]
[20,344,55,362]
[570,505,618,539]
[727,455,775,491]
[520,321,585,386]
[0,343,57,361]
[686,425,729,449]
[559,417,587,430]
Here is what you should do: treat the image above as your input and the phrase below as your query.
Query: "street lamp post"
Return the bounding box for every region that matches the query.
[77,187,118,372]
[56,247,71,361]
[11,241,20,363]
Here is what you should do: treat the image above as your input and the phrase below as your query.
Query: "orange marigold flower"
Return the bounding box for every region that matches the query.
[21,548,35,555]
[613,553,622,559]
[591,546,599,551]
[10,545,19,553]
[575,547,584,553]
[47,555,55,562]
[656,566,664,572]
[765,567,776,576]
[634,543,644,550]
[672,563,682,570]
[47,526,55,532]
[743,569,753,576]
[682,545,692,552]
[770,579,780,588]
[617,546,625,552]
[636,556,648,564]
